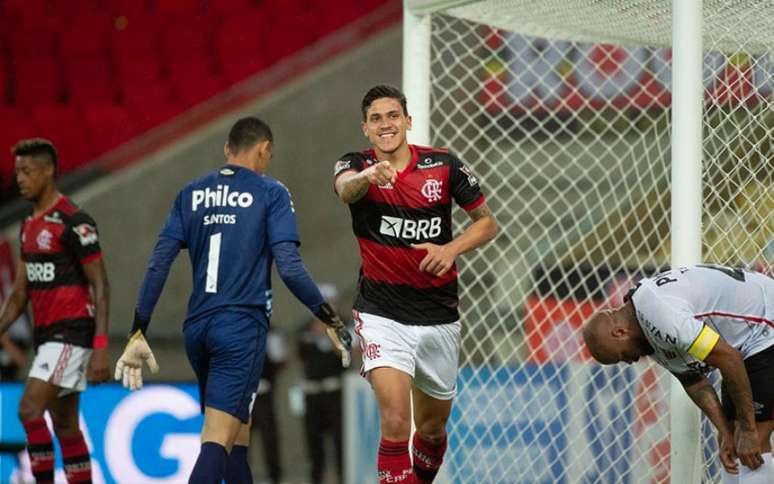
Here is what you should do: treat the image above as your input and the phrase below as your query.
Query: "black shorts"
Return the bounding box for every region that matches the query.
[722,344,774,422]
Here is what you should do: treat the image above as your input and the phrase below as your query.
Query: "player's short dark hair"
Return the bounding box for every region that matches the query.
[227,116,273,153]
[12,138,58,172]
[361,85,408,120]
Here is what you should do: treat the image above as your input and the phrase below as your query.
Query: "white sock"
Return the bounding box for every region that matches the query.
[721,453,774,484]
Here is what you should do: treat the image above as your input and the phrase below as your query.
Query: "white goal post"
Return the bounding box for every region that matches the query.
[401,1,774,482]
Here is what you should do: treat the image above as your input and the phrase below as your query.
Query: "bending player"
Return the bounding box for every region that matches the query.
[0,138,111,483]
[583,264,774,483]
[114,117,351,484]
[334,85,498,483]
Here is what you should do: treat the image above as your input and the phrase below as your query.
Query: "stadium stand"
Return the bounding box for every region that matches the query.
[0,0,395,200]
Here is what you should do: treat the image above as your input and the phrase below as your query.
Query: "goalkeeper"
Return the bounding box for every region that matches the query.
[115,116,351,484]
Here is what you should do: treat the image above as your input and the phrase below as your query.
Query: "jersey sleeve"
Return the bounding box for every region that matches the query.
[268,183,301,246]
[159,191,187,246]
[633,284,718,360]
[61,212,102,264]
[448,153,485,211]
[334,152,368,180]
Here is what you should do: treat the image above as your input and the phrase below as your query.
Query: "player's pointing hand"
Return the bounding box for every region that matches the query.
[412,243,457,277]
[365,160,397,186]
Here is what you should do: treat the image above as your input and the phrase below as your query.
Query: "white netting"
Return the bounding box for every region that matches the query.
[417,2,774,482]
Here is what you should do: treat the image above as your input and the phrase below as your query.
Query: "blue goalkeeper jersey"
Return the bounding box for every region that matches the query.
[160,164,300,324]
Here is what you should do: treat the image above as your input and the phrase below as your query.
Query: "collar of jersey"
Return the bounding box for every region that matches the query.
[30,194,65,221]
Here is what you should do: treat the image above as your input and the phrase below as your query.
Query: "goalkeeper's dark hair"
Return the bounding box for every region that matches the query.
[12,138,58,174]
[361,85,408,120]
[227,116,273,153]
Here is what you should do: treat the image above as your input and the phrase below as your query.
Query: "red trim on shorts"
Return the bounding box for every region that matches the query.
[49,344,73,386]
[352,310,368,378]
[694,311,774,329]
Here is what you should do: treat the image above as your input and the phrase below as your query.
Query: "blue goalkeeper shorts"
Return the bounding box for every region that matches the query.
[183,309,268,423]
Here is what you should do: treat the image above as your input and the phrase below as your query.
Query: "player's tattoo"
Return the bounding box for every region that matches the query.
[336,173,370,204]
[467,202,494,222]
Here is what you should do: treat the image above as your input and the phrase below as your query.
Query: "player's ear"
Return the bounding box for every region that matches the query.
[223,142,231,158]
[406,115,412,131]
[361,121,368,138]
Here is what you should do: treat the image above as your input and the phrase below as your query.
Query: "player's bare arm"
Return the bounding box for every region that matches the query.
[675,370,738,473]
[0,261,28,337]
[82,259,111,383]
[412,201,498,277]
[704,337,763,470]
[335,161,397,204]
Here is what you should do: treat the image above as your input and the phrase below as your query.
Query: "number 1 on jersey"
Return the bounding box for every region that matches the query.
[206,232,221,293]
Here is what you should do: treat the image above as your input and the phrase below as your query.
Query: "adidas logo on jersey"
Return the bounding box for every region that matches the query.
[379,215,442,241]
[192,185,254,211]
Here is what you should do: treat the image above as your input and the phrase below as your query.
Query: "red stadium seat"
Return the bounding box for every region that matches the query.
[115,55,164,87]
[60,17,112,58]
[156,0,203,15]
[263,16,317,63]
[65,57,118,105]
[11,58,64,106]
[105,0,152,17]
[168,58,214,83]
[84,104,137,155]
[159,16,214,61]
[30,104,95,172]
[110,23,158,59]
[9,20,59,58]
[214,16,268,83]
[122,83,177,130]
[171,74,226,108]
[49,0,103,20]
[0,63,9,105]
[0,108,35,187]
[207,0,259,18]
[262,0,309,17]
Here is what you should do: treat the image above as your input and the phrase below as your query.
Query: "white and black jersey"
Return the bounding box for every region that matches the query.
[630,265,774,375]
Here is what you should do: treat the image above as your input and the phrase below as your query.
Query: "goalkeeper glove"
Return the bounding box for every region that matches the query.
[114,330,159,390]
[315,302,353,368]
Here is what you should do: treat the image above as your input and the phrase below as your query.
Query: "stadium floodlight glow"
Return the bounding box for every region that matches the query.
[400,0,774,482]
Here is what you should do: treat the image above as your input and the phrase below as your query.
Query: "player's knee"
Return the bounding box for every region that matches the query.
[380,409,412,438]
[18,399,44,422]
[416,419,448,444]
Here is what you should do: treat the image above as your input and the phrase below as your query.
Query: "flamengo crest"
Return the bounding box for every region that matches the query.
[421,178,443,203]
[37,229,53,250]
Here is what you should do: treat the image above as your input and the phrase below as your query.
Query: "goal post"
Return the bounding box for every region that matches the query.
[401,0,774,482]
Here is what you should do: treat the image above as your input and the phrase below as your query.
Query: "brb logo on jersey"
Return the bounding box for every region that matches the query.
[27,262,55,282]
[380,216,442,241]
[192,185,254,211]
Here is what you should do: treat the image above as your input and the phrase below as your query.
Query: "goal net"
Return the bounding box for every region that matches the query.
[403,1,774,482]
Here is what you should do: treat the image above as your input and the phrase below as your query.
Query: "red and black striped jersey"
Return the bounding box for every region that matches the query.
[334,145,485,325]
[20,196,102,347]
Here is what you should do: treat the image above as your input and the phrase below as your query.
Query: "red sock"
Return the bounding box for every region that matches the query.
[378,438,414,483]
[59,432,92,483]
[22,418,55,484]
[412,433,447,484]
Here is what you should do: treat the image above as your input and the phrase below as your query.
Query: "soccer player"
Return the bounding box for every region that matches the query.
[0,138,111,484]
[114,117,352,484]
[583,265,774,483]
[334,85,499,484]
